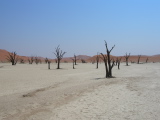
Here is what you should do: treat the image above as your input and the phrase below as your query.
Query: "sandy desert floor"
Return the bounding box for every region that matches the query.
[0,62,160,120]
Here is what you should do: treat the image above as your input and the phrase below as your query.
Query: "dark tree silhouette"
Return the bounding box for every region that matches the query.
[34,56,39,64]
[117,57,122,69]
[6,52,19,65]
[74,54,78,65]
[146,57,149,63]
[28,56,34,64]
[81,59,86,63]
[45,57,49,64]
[20,58,25,64]
[100,41,115,78]
[48,60,51,69]
[96,52,99,69]
[124,53,130,66]
[54,45,66,69]
[137,55,141,64]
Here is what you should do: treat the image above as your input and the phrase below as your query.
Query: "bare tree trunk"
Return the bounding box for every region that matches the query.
[137,55,141,64]
[96,52,99,69]
[117,57,122,69]
[57,59,60,69]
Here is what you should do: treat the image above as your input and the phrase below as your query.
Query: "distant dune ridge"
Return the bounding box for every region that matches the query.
[0,49,160,63]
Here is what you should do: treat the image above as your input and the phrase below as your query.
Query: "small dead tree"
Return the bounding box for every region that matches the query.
[81,59,86,63]
[100,41,115,78]
[124,53,130,66]
[54,45,66,69]
[146,57,149,63]
[34,56,39,64]
[45,57,48,64]
[96,52,99,69]
[28,56,34,64]
[117,57,122,69]
[6,52,19,65]
[74,54,79,65]
[137,55,141,64]
[19,58,25,64]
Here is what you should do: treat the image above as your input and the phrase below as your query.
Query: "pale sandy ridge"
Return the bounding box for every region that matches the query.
[0,63,160,120]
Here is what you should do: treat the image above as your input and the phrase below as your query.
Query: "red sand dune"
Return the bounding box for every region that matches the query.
[0,49,160,63]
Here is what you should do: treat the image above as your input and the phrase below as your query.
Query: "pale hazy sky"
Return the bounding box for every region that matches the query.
[0,0,160,58]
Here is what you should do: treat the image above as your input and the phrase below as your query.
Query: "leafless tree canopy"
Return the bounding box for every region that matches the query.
[101,41,115,78]
[124,53,130,66]
[6,52,19,65]
[54,45,66,69]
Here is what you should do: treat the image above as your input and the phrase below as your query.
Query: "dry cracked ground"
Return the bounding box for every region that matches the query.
[0,63,160,120]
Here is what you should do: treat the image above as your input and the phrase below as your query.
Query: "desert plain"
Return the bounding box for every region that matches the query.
[0,62,160,120]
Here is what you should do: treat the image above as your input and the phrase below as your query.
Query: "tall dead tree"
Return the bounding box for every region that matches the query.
[6,52,19,65]
[124,53,130,66]
[137,55,141,64]
[100,41,115,78]
[117,57,122,69]
[54,45,66,69]
[96,52,99,69]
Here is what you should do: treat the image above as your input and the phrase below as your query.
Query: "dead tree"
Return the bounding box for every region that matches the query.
[146,57,149,63]
[96,52,99,69]
[81,59,86,63]
[34,56,39,64]
[117,57,122,69]
[28,56,34,64]
[100,41,115,78]
[74,54,78,65]
[54,45,66,69]
[6,52,19,65]
[137,55,141,64]
[124,53,130,66]
[19,58,25,64]
[45,57,48,64]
